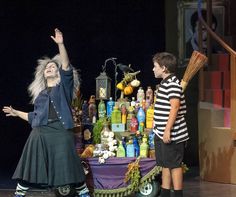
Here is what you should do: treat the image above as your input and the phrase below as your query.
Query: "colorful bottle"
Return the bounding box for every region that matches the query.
[146,86,154,105]
[88,95,97,123]
[146,105,154,129]
[140,134,149,157]
[142,99,146,111]
[130,115,138,133]
[126,106,134,131]
[121,105,127,125]
[101,122,111,149]
[116,141,126,157]
[111,106,121,124]
[131,97,136,108]
[133,137,140,157]
[126,138,135,157]
[137,87,145,104]
[148,129,155,150]
[107,97,115,118]
[98,99,106,119]
[137,106,145,133]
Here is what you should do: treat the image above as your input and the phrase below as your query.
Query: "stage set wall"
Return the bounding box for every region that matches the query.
[165,0,236,184]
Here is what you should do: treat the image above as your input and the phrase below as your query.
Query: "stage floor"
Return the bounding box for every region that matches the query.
[1,177,236,197]
[1,167,236,197]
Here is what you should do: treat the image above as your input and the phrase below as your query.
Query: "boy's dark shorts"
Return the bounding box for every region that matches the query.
[154,135,185,169]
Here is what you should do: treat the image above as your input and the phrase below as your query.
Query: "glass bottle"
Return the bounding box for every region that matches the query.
[106,97,115,118]
[137,87,145,104]
[121,104,127,125]
[126,137,135,157]
[88,95,97,122]
[100,122,111,149]
[146,86,154,105]
[146,104,154,129]
[131,97,136,108]
[137,106,146,133]
[133,137,140,157]
[126,106,134,131]
[130,115,138,133]
[116,140,126,157]
[98,99,106,119]
[111,106,121,124]
[140,134,149,158]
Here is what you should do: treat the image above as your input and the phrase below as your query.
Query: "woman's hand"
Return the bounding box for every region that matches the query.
[2,106,18,117]
[51,28,64,44]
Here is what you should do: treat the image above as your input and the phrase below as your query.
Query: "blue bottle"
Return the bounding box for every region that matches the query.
[126,138,135,157]
[133,137,140,157]
[148,129,155,150]
[107,97,115,118]
[137,106,146,132]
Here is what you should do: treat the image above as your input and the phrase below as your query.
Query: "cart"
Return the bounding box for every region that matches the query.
[55,157,161,197]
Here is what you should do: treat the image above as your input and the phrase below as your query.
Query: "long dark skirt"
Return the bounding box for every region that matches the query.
[13,121,86,187]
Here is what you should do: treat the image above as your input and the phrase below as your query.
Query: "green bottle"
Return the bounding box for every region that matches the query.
[116,141,126,157]
[140,134,149,158]
[111,106,121,124]
[98,99,106,119]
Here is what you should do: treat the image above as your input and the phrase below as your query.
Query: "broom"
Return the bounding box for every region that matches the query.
[181,50,208,91]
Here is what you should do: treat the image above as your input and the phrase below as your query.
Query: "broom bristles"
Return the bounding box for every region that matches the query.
[181,50,208,91]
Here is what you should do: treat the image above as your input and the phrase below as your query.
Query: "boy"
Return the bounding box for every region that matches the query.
[152,52,189,197]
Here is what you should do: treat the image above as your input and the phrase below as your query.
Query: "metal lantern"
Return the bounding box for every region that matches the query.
[96,72,111,100]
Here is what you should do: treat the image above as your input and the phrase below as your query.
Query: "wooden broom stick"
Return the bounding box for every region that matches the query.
[181,50,208,91]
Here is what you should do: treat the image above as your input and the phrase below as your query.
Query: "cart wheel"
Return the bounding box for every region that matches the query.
[136,180,161,197]
[54,184,76,197]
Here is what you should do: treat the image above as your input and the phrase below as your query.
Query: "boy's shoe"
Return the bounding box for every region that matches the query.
[15,195,25,197]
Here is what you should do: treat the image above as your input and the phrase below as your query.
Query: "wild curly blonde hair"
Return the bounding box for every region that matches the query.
[28,54,80,104]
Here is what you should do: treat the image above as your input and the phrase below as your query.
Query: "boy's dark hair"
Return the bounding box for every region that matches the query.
[152,52,177,73]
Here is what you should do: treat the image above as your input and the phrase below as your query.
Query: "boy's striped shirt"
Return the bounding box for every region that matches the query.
[153,74,189,143]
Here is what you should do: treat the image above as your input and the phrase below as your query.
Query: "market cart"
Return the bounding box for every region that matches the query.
[55,157,161,197]
[83,157,161,197]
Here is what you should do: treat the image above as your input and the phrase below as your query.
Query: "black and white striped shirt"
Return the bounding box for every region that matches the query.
[153,74,189,143]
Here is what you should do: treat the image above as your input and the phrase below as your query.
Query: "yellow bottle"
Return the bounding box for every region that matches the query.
[146,105,154,129]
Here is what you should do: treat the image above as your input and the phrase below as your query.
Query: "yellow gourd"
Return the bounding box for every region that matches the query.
[116,82,125,90]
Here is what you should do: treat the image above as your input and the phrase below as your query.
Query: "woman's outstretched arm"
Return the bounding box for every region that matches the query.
[50,28,70,71]
[2,106,28,121]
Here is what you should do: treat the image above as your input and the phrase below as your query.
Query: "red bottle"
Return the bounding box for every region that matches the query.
[130,115,138,133]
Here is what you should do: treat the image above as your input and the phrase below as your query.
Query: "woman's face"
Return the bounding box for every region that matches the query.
[44,62,59,79]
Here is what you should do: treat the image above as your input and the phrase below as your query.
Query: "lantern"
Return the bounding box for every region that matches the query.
[96,72,111,100]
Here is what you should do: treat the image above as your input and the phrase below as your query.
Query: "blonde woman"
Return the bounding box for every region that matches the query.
[3,28,90,197]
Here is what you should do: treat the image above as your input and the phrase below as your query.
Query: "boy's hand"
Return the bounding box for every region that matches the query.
[163,130,171,143]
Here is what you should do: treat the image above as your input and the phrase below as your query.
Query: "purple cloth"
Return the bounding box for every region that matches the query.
[83,157,157,190]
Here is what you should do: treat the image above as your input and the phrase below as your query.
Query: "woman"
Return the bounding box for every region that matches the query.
[3,28,90,197]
